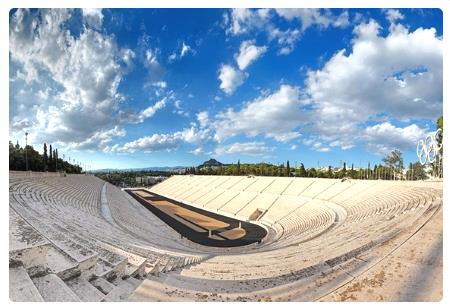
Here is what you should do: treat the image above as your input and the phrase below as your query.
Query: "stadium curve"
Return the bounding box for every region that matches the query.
[9,172,443,302]
[125,189,267,247]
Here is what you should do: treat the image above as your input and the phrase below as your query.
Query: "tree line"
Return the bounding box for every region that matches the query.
[185,150,429,180]
[9,141,82,174]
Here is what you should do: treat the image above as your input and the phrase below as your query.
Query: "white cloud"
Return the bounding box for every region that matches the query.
[81,8,104,29]
[190,147,204,155]
[267,27,301,55]
[118,98,167,124]
[11,118,31,131]
[275,8,349,31]
[152,81,167,88]
[115,133,180,153]
[210,85,305,142]
[180,42,192,57]
[196,111,209,128]
[384,9,405,24]
[168,42,194,62]
[235,40,267,70]
[68,126,126,151]
[364,122,428,154]
[214,142,273,157]
[227,8,271,35]
[218,64,247,94]
[302,138,331,152]
[9,9,135,150]
[110,125,211,154]
[226,9,349,55]
[304,19,442,151]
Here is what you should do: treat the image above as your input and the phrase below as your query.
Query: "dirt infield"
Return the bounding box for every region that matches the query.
[126,189,267,247]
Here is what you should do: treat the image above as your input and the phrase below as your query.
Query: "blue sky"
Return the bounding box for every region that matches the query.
[9,8,442,169]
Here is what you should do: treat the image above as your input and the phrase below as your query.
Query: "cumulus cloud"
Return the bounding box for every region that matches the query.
[81,8,104,29]
[110,125,211,154]
[235,40,267,70]
[274,8,349,31]
[363,122,427,154]
[267,27,301,55]
[218,64,247,94]
[67,126,126,151]
[226,8,349,54]
[210,85,305,142]
[214,142,273,157]
[384,9,405,24]
[114,133,180,153]
[9,9,138,151]
[226,8,271,35]
[302,138,331,152]
[303,19,442,151]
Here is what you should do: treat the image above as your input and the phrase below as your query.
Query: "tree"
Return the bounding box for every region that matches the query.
[43,143,48,171]
[237,160,241,175]
[327,166,333,178]
[406,162,428,180]
[49,144,53,171]
[382,149,403,180]
[341,162,347,178]
[299,163,307,177]
[55,148,59,171]
[308,167,317,178]
[286,160,290,177]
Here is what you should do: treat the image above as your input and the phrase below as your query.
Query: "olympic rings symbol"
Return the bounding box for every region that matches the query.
[417,128,442,165]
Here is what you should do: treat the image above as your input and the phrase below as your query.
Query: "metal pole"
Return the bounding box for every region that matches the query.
[25,132,28,171]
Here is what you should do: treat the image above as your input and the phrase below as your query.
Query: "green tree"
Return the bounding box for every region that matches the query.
[308,167,317,178]
[406,162,428,180]
[286,160,290,177]
[327,166,333,178]
[237,160,241,175]
[341,162,347,178]
[382,149,403,180]
[49,144,53,171]
[299,163,307,177]
[43,143,48,171]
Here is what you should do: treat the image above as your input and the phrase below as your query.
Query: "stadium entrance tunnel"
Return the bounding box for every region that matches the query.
[125,189,267,247]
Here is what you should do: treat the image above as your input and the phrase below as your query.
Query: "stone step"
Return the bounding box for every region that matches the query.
[94,240,147,278]
[101,283,133,302]
[90,277,116,295]
[65,276,105,302]
[125,262,145,278]
[95,258,123,281]
[32,274,81,302]
[9,206,51,269]
[32,246,81,280]
[10,197,99,277]
[9,266,44,302]
[48,222,128,278]
[112,276,142,292]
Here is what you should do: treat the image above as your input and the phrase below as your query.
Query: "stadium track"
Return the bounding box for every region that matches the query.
[125,189,267,247]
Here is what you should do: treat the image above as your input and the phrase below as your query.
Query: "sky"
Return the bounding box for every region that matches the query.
[9,8,443,170]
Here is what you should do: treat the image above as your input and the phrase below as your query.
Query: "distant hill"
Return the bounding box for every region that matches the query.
[198,159,225,168]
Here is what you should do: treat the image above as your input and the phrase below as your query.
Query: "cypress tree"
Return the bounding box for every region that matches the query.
[43,143,48,171]
[49,145,53,171]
